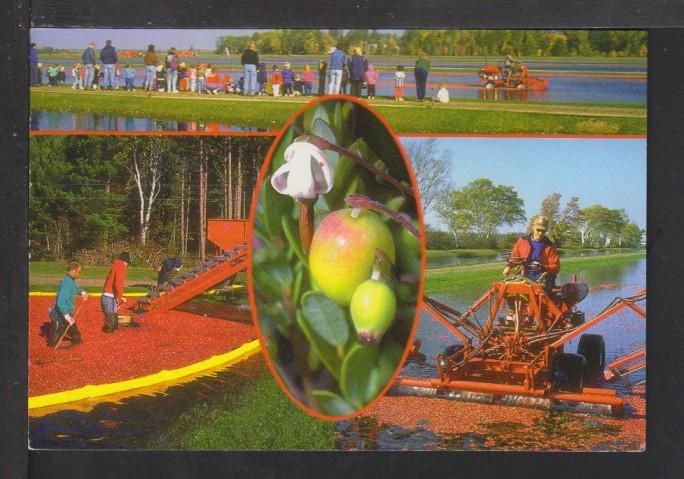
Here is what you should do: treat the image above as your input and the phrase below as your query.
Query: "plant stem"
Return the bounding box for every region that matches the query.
[298,198,315,253]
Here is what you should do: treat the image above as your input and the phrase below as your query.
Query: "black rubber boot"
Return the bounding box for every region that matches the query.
[102,312,119,333]
[47,322,65,347]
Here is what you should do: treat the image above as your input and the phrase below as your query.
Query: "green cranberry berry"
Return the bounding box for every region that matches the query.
[350,278,397,346]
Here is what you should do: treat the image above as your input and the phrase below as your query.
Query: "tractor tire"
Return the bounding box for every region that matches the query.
[577,334,606,384]
[443,343,464,358]
[552,352,585,392]
[484,82,495,90]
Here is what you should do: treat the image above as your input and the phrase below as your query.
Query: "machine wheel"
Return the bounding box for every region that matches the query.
[577,334,606,383]
[443,343,464,359]
[552,352,585,392]
[484,82,495,89]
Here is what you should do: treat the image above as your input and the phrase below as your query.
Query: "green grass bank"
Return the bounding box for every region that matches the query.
[31,89,646,135]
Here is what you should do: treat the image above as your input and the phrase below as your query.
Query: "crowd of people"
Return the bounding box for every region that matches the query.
[30,41,453,102]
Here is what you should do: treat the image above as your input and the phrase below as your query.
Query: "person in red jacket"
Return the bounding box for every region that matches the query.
[101,252,131,332]
[503,216,560,287]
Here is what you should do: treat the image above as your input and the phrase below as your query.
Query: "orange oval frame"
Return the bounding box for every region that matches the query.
[247,94,427,421]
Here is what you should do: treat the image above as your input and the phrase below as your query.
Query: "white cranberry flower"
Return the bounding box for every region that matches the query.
[271,141,334,200]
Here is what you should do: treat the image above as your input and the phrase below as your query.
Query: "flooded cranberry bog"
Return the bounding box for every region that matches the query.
[29,56,645,134]
[336,256,646,451]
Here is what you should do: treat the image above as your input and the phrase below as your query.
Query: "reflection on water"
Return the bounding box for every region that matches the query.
[29,109,270,132]
[335,410,636,451]
[29,355,265,449]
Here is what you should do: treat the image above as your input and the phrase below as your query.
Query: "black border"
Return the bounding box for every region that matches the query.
[27,0,684,29]
[3,2,684,478]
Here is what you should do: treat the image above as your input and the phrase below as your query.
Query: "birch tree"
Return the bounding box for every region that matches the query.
[125,137,165,246]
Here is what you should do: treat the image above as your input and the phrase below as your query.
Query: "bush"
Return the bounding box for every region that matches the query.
[72,238,190,267]
[426,229,459,250]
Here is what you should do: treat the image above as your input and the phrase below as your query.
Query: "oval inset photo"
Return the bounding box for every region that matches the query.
[248,97,425,419]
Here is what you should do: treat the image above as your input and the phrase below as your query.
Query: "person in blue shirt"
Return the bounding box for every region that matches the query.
[157,257,183,288]
[281,62,294,96]
[327,43,346,95]
[48,262,88,347]
[81,42,97,89]
[29,43,39,87]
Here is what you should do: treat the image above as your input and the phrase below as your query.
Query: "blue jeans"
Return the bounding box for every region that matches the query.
[197,77,205,93]
[145,65,156,90]
[304,81,312,96]
[243,64,257,94]
[103,64,116,88]
[327,69,342,94]
[125,77,134,90]
[30,63,39,86]
[101,294,118,314]
[414,68,428,100]
[166,69,178,92]
[84,64,95,88]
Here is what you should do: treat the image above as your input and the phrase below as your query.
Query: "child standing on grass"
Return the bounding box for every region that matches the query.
[71,63,83,89]
[57,66,66,85]
[197,64,206,94]
[303,65,314,96]
[282,62,294,96]
[124,64,136,91]
[188,64,198,92]
[47,64,58,86]
[270,65,282,97]
[155,63,166,92]
[394,65,405,101]
[435,82,450,103]
[365,64,379,100]
[257,63,268,95]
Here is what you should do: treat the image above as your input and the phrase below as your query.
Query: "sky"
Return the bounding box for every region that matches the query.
[30,28,402,51]
[399,137,647,232]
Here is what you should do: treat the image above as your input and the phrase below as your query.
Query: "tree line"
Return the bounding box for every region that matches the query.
[29,136,270,264]
[215,30,647,57]
[433,179,643,250]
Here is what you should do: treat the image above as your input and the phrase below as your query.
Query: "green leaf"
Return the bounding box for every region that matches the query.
[340,344,379,410]
[281,215,308,268]
[385,196,407,212]
[313,390,355,416]
[366,341,404,403]
[252,263,293,301]
[333,101,354,147]
[270,126,295,171]
[262,176,294,240]
[301,292,349,349]
[296,310,342,380]
[312,118,339,166]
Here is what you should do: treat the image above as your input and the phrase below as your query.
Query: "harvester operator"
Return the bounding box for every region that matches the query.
[504,54,517,79]
[503,215,560,288]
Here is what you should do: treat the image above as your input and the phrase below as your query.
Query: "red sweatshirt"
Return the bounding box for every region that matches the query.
[511,236,560,275]
[103,259,128,300]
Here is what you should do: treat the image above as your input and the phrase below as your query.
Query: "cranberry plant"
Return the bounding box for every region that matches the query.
[251,99,422,416]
